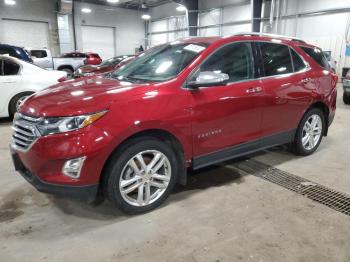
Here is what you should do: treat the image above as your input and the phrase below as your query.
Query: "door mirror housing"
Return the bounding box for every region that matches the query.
[187,71,229,89]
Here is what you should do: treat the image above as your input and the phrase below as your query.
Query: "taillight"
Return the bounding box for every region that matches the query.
[58,76,67,82]
[331,72,338,87]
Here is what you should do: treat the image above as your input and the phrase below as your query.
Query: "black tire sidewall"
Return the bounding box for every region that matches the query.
[106,137,179,214]
[294,108,325,156]
[343,93,350,104]
[9,92,33,118]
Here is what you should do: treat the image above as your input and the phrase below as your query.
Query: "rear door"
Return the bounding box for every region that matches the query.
[189,41,265,158]
[257,42,312,137]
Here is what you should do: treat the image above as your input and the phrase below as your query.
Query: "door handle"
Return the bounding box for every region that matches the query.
[246,86,262,94]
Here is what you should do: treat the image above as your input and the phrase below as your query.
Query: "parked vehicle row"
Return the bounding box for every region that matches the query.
[29,49,102,77]
[11,34,337,214]
[74,55,135,78]
[0,55,67,118]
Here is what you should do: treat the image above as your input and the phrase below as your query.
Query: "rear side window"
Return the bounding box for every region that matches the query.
[200,42,254,82]
[3,60,20,75]
[31,50,47,58]
[291,49,306,72]
[300,46,329,69]
[259,42,293,76]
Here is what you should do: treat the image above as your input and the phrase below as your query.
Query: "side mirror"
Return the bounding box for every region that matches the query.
[187,71,229,89]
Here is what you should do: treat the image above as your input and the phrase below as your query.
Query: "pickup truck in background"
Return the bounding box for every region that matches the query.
[29,49,102,77]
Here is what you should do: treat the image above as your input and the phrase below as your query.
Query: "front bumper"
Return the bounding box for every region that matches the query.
[11,149,98,201]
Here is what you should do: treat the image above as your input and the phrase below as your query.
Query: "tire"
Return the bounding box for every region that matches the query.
[60,68,73,78]
[8,92,34,118]
[105,137,179,214]
[292,108,325,156]
[343,93,350,105]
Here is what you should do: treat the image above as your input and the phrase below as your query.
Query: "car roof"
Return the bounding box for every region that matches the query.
[0,44,22,49]
[177,33,312,48]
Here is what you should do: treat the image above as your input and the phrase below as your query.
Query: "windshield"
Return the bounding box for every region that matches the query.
[110,43,208,82]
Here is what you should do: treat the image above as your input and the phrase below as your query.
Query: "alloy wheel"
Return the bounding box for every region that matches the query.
[302,114,323,151]
[119,150,171,207]
[16,96,29,111]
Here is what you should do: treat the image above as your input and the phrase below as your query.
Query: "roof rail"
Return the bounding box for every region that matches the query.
[233,32,306,43]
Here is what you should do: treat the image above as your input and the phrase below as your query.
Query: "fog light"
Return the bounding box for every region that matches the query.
[62,156,86,179]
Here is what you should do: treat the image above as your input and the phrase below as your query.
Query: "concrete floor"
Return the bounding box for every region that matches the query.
[1,86,350,262]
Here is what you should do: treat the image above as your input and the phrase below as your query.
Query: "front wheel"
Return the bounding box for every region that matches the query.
[292,108,325,156]
[105,137,179,214]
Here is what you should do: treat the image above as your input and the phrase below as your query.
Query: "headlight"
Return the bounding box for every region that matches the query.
[37,110,107,136]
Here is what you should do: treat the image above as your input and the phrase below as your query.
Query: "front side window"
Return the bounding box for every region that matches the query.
[3,60,20,75]
[198,42,254,83]
[31,50,47,58]
[111,43,207,82]
[300,46,329,69]
[260,42,293,76]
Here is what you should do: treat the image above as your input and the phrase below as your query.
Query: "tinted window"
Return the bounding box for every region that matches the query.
[31,50,47,58]
[200,42,254,82]
[300,46,329,69]
[260,42,293,76]
[291,49,306,72]
[3,60,20,75]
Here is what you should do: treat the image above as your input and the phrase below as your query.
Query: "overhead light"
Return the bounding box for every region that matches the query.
[141,14,151,20]
[107,0,119,3]
[81,7,92,13]
[176,5,187,12]
[4,0,16,5]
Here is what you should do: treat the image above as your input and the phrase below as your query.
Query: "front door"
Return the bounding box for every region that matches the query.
[189,42,265,159]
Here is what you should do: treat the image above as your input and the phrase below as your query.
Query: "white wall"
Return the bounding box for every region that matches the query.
[262,0,350,74]
[74,2,145,56]
[0,0,60,55]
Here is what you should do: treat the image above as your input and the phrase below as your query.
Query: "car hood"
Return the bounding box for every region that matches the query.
[19,76,155,117]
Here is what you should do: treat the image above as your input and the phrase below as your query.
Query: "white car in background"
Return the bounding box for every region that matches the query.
[0,55,67,118]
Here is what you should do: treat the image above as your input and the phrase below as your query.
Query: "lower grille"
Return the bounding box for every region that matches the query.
[11,113,42,152]
[228,159,350,216]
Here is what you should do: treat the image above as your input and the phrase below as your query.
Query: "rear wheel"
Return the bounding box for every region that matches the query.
[105,137,179,214]
[9,92,34,118]
[292,108,325,156]
[343,93,350,105]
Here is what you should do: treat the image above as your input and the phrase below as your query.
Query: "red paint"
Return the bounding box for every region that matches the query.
[85,53,102,65]
[77,56,136,77]
[16,35,337,187]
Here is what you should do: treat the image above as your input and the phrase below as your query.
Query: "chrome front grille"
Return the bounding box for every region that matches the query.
[11,113,42,152]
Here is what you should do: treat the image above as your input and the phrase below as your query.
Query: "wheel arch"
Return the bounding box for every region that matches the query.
[8,91,35,117]
[98,128,188,196]
[306,101,330,136]
[57,65,74,72]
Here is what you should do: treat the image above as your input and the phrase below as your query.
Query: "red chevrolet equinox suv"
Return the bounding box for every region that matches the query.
[11,34,337,214]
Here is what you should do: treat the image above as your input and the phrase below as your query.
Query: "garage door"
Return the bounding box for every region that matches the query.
[1,19,49,49]
[81,25,115,60]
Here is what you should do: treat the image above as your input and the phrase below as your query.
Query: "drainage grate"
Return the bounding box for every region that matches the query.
[228,159,350,216]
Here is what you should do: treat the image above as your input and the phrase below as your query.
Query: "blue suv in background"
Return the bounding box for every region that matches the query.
[0,44,33,63]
